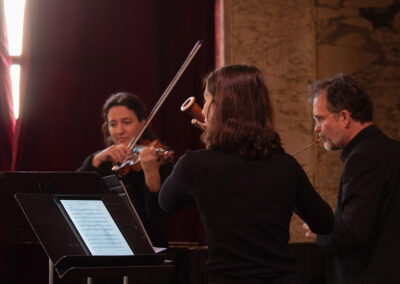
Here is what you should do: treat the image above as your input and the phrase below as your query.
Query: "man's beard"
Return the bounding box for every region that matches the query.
[322,136,343,151]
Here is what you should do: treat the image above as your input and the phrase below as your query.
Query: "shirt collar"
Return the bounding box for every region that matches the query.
[339,124,380,162]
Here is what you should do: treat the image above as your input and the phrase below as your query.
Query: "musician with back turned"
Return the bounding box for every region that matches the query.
[159,64,334,284]
[303,74,400,284]
[78,92,172,247]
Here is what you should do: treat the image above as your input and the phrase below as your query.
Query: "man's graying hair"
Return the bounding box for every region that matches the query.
[309,73,373,123]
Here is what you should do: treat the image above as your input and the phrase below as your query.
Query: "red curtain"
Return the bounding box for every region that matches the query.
[0,0,14,278]
[0,0,14,172]
[12,0,214,242]
[13,0,214,171]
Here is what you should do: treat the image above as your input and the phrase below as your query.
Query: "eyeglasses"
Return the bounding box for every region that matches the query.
[313,112,338,127]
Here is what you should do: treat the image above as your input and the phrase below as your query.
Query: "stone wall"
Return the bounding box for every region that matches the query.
[315,0,400,217]
[221,0,400,241]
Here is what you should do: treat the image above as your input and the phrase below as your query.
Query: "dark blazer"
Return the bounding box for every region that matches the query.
[317,125,400,284]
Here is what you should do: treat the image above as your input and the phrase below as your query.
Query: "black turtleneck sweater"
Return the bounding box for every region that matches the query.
[159,149,333,283]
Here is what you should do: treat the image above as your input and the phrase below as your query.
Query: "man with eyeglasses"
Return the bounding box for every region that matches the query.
[303,73,400,284]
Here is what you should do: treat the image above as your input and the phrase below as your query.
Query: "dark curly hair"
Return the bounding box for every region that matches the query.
[201,64,282,160]
[309,73,373,123]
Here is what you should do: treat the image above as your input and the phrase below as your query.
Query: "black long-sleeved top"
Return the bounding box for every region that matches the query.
[159,149,334,283]
[78,153,172,247]
[317,125,400,284]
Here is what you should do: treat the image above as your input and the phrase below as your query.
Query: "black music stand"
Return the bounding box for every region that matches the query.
[15,193,172,284]
[0,171,107,243]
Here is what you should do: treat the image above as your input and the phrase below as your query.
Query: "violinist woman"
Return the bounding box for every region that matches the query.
[78,92,171,247]
[159,65,334,283]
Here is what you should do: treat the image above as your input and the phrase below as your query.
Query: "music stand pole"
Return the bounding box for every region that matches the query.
[49,259,54,284]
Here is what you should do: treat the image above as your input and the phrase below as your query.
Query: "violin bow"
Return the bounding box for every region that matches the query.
[127,40,203,151]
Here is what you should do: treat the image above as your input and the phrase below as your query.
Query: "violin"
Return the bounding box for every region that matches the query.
[112,40,203,178]
[112,139,174,178]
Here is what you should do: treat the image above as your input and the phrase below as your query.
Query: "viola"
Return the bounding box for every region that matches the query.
[112,139,174,178]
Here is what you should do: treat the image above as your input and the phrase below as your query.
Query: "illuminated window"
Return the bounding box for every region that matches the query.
[4,0,26,119]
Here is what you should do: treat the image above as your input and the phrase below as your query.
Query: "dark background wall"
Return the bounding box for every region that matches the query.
[14,0,215,172]
[11,0,215,242]
[0,1,215,282]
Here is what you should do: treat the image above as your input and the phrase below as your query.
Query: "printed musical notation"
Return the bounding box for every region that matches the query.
[60,199,134,256]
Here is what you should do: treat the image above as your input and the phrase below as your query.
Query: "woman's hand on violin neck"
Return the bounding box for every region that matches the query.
[140,146,162,192]
[92,145,130,168]
[140,146,163,172]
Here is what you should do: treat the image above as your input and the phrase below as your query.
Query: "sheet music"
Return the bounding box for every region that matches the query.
[60,199,134,256]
